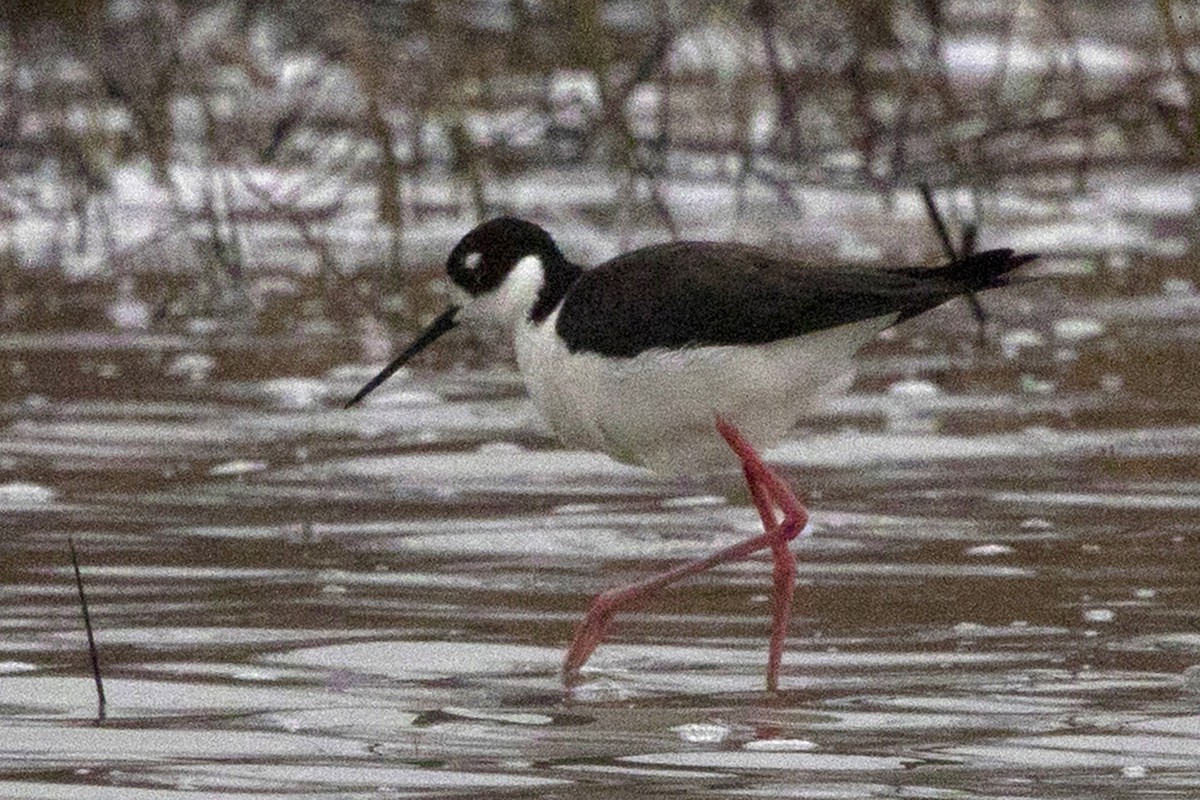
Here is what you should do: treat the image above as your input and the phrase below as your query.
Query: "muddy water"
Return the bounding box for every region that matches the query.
[1,287,1200,799]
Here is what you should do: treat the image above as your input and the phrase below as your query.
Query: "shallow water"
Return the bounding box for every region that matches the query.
[2,288,1200,798]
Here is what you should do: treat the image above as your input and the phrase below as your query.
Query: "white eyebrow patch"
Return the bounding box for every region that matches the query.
[463,252,483,271]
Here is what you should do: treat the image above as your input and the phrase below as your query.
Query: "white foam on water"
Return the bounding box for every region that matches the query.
[941,734,1200,768]
[964,543,1015,556]
[209,459,269,476]
[622,750,912,771]
[254,706,421,733]
[0,661,37,675]
[0,674,370,718]
[994,491,1200,511]
[0,781,267,800]
[265,640,561,679]
[43,626,378,647]
[307,447,649,488]
[1108,633,1200,654]
[259,377,327,409]
[866,694,1084,714]
[156,762,569,792]
[1053,317,1106,342]
[0,482,56,506]
[1128,715,1200,736]
[771,426,1200,468]
[594,643,1045,671]
[673,721,732,744]
[805,711,1002,732]
[743,738,818,752]
[165,352,217,382]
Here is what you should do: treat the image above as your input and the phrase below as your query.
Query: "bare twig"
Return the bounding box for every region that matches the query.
[68,536,106,724]
[339,5,405,269]
[918,182,988,343]
[238,173,372,322]
[918,183,959,261]
[1156,0,1200,163]
[749,0,803,160]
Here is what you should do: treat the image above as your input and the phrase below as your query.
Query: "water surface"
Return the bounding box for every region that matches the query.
[2,286,1199,798]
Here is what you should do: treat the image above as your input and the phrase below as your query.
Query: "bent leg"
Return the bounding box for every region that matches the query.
[563,418,810,691]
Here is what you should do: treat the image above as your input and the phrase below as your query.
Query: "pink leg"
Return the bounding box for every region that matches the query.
[719,418,808,691]
[563,417,809,691]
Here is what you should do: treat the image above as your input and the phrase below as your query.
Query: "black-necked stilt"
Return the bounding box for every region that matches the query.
[347,217,1036,691]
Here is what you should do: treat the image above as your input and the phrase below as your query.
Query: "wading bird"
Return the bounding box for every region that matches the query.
[346,217,1035,691]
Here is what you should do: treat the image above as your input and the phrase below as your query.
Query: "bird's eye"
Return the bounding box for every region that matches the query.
[463,252,483,271]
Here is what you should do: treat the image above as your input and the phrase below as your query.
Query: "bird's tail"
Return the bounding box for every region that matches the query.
[890,248,1039,329]
[934,248,1039,292]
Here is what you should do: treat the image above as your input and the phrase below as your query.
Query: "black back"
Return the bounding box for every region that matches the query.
[554,241,1033,357]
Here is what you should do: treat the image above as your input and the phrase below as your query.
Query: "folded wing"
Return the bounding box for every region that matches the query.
[555,242,1036,357]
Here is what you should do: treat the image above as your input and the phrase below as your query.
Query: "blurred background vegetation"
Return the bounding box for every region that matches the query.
[0,0,1197,340]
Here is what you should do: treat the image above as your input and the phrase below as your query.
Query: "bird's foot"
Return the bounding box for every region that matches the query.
[563,589,621,676]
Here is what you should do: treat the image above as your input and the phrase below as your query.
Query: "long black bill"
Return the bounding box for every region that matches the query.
[344,306,460,409]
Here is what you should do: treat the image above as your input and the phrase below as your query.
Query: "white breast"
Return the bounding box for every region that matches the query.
[515,308,896,475]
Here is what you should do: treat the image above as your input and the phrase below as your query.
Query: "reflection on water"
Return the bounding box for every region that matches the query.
[2,287,1200,798]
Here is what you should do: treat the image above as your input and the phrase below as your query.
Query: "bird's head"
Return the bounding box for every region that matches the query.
[345,217,579,407]
[445,216,568,328]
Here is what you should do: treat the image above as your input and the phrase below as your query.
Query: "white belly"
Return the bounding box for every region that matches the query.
[514,309,895,475]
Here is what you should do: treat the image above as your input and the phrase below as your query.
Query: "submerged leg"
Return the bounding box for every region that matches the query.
[562,417,810,691]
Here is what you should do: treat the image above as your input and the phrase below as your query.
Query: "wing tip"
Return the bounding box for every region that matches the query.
[956,248,1039,289]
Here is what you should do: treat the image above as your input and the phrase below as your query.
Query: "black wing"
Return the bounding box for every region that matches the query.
[555,242,1034,357]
